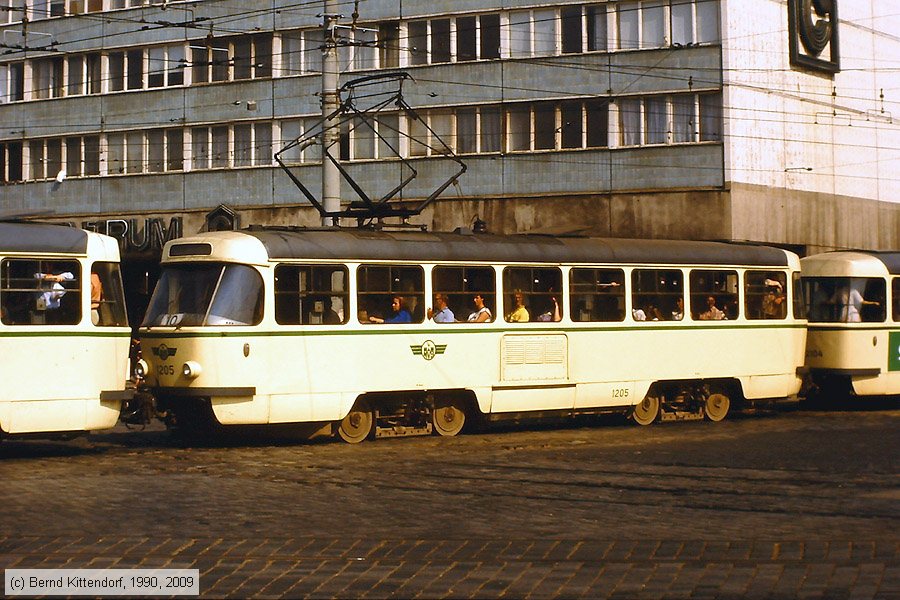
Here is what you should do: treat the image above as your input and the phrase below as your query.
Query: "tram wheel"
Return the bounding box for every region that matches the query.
[337,399,373,444]
[631,395,660,426]
[704,392,730,422]
[432,396,466,437]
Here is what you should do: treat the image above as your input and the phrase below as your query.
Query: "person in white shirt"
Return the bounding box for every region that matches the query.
[467,294,492,323]
[35,271,75,310]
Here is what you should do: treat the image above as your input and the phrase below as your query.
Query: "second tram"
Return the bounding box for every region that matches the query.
[801,251,900,399]
[0,222,133,438]
[136,228,806,442]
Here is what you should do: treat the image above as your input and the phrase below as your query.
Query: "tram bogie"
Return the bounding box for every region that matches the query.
[137,228,806,443]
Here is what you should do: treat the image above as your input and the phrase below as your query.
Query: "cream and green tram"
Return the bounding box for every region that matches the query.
[800,251,900,399]
[137,228,806,442]
[0,222,132,439]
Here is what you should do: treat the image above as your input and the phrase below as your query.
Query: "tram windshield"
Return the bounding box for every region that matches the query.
[142,263,263,327]
[803,277,886,323]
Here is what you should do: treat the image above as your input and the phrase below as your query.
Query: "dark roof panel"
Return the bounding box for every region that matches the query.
[865,251,900,275]
[243,228,790,267]
[0,222,89,254]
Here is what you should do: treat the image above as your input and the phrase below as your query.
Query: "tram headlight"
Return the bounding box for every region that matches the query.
[134,359,148,379]
[182,361,202,379]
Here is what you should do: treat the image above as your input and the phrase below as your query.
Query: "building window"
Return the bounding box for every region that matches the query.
[560,101,583,149]
[126,49,143,90]
[379,22,400,68]
[108,52,125,91]
[33,57,64,99]
[126,131,143,173]
[619,98,641,146]
[66,136,82,177]
[107,133,125,174]
[672,94,695,142]
[533,8,557,55]
[280,31,303,76]
[586,99,609,148]
[641,1,665,48]
[480,14,501,59]
[587,5,607,51]
[84,135,100,175]
[457,16,477,62]
[147,130,165,172]
[509,10,532,58]
[644,96,667,144]
[618,2,639,50]
[561,6,583,54]
[699,93,722,141]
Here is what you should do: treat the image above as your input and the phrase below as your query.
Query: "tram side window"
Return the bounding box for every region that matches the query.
[893,278,900,322]
[792,272,806,319]
[569,268,625,322]
[631,269,682,321]
[0,259,81,326]
[690,270,738,320]
[803,276,885,323]
[357,264,424,324]
[745,271,787,320]
[503,267,562,323]
[274,264,348,325]
[432,265,495,323]
[90,262,128,327]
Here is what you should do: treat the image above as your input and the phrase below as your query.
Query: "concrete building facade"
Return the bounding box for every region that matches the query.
[0,0,897,263]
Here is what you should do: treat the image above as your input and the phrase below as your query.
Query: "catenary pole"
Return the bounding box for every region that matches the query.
[321,0,341,226]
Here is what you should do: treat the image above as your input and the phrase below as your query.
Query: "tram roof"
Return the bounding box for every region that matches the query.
[241,228,791,267]
[802,250,900,275]
[0,222,88,254]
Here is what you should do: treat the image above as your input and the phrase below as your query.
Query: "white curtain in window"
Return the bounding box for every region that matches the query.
[126,132,143,174]
[641,1,665,48]
[587,5,607,52]
[671,0,693,46]
[672,94,695,142]
[353,29,378,70]
[533,9,557,55]
[279,120,301,163]
[697,0,720,43]
[480,106,502,152]
[619,98,641,146]
[191,127,209,169]
[429,110,453,154]
[254,124,272,166]
[147,130,164,172]
[303,30,324,73]
[107,133,125,174]
[281,33,302,76]
[456,109,477,153]
[233,124,252,166]
[509,11,532,57]
[377,114,399,159]
[353,117,376,159]
[408,114,428,156]
[618,3,639,49]
[644,97,667,144]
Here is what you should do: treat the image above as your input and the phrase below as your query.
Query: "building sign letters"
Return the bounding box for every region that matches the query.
[80,217,183,254]
[788,0,840,73]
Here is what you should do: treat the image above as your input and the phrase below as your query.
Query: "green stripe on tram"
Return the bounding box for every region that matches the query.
[0,330,131,339]
[140,322,807,339]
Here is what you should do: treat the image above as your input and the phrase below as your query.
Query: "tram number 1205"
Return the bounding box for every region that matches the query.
[612,387,630,399]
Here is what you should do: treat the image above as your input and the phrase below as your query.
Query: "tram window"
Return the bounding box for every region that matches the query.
[569,268,625,322]
[745,271,787,320]
[690,270,738,320]
[893,278,900,322]
[503,267,562,322]
[90,262,128,327]
[0,258,81,326]
[802,276,885,323]
[357,265,424,324]
[143,263,263,326]
[274,264,348,325]
[792,272,806,319]
[432,266,495,323]
[631,269,683,321]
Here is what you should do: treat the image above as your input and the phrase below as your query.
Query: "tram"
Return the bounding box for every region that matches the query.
[135,227,806,443]
[800,251,900,399]
[0,222,132,438]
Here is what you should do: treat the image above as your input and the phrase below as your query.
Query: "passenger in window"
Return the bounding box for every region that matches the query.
[90,271,103,325]
[671,297,684,321]
[322,296,341,324]
[467,294,492,322]
[699,295,726,320]
[644,303,664,321]
[762,279,785,319]
[369,295,412,324]
[35,269,75,311]
[506,291,529,322]
[427,293,455,323]
[833,284,879,323]
[632,306,647,321]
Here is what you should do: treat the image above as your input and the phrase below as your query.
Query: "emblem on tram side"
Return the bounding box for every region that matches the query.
[788,0,839,73]
[151,344,178,360]
[410,340,447,361]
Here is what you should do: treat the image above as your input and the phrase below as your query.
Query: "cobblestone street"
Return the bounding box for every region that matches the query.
[1,402,898,598]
